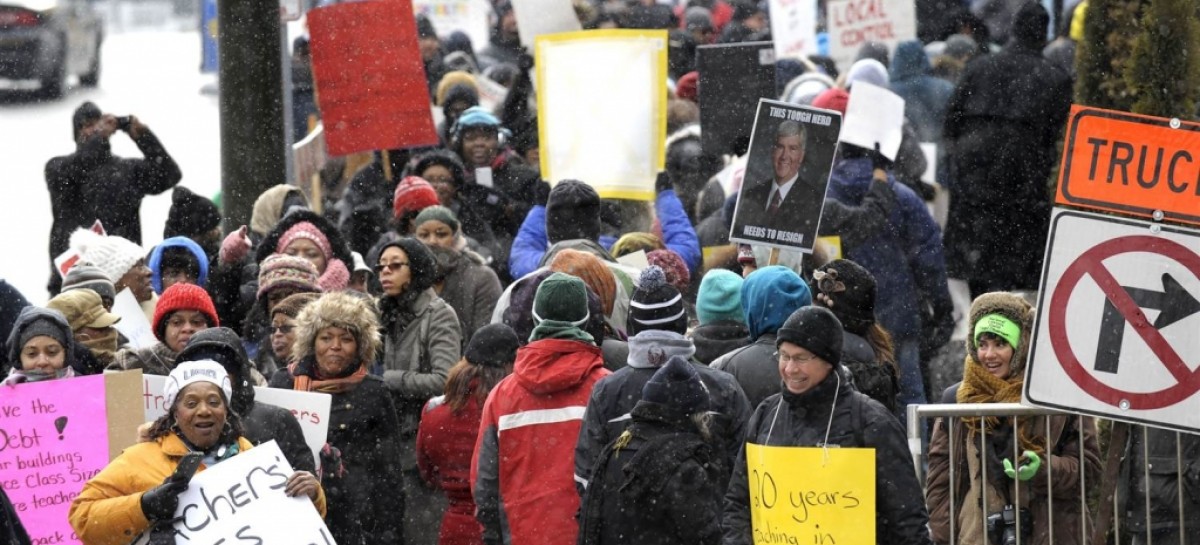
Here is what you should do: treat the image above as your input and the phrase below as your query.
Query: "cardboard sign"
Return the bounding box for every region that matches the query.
[165,441,333,543]
[414,0,491,54]
[746,443,876,545]
[769,0,818,60]
[537,30,667,201]
[826,0,916,71]
[729,99,842,252]
[309,0,438,156]
[698,42,776,157]
[840,81,904,160]
[112,289,157,349]
[0,372,142,545]
[1055,105,1200,226]
[142,375,331,467]
[513,0,581,47]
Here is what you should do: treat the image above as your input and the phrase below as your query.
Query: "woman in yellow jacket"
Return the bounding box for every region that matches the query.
[69,360,326,545]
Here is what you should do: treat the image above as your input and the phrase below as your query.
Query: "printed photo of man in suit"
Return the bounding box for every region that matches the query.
[732,119,827,249]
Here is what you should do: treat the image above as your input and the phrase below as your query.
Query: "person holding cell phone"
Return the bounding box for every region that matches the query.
[69,360,325,545]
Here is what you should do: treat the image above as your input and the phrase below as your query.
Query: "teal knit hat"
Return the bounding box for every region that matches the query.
[414,205,461,234]
[533,272,590,325]
[696,269,745,325]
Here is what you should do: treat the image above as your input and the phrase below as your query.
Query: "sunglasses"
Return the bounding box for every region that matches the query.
[374,261,409,273]
[271,325,296,334]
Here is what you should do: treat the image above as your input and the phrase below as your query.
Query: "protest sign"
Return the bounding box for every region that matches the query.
[769,0,818,60]
[309,0,438,156]
[0,372,142,545]
[414,0,491,52]
[697,41,776,157]
[826,0,916,71]
[165,441,333,543]
[513,0,581,47]
[746,443,876,545]
[840,81,905,160]
[142,375,331,466]
[112,288,157,349]
[537,29,667,201]
[729,99,842,252]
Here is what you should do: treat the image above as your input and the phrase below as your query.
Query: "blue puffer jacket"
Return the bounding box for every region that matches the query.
[825,157,951,338]
[889,40,955,142]
[508,190,702,280]
[147,236,210,294]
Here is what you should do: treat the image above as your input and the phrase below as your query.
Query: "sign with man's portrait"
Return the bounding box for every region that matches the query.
[729,99,842,252]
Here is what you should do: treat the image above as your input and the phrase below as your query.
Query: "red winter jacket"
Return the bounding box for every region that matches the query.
[471,339,610,545]
[418,394,486,545]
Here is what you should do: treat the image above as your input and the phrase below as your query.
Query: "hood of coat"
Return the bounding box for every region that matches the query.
[966,292,1034,378]
[251,185,308,238]
[255,209,354,268]
[513,338,604,395]
[148,236,210,295]
[889,40,931,82]
[176,327,256,412]
[689,321,751,364]
[5,306,79,375]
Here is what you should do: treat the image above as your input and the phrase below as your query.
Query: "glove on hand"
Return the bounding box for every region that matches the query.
[140,474,189,521]
[869,142,892,172]
[1004,450,1042,481]
[219,226,252,265]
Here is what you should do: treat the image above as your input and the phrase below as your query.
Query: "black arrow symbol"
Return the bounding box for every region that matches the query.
[1094,273,1200,373]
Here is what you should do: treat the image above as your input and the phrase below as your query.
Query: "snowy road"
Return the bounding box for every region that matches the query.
[0,29,221,304]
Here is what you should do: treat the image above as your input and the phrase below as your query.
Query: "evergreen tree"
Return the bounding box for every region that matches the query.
[1074,0,1146,110]
[1125,0,1200,117]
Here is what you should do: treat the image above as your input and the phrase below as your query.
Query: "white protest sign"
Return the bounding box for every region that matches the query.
[769,0,818,59]
[616,250,650,271]
[840,82,904,160]
[826,0,916,71]
[113,288,157,349]
[143,375,331,466]
[414,0,491,53]
[513,0,580,47]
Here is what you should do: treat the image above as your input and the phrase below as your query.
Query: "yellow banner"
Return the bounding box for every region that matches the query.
[746,443,875,545]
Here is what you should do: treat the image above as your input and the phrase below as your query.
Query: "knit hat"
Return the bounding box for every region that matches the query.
[845,58,889,90]
[610,232,664,258]
[153,283,219,341]
[974,313,1022,350]
[696,269,744,325]
[414,205,461,234]
[62,262,116,303]
[276,221,333,260]
[742,266,812,339]
[68,229,145,284]
[164,186,221,239]
[7,307,74,367]
[647,250,690,293]
[148,237,210,294]
[465,323,521,368]
[46,289,121,331]
[452,105,503,134]
[416,13,437,39]
[257,254,321,298]
[776,306,844,366]
[533,272,590,325]
[967,292,1034,377]
[545,180,602,244]
[15,313,71,356]
[628,266,687,336]
[271,292,321,320]
[163,360,233,409]
[854,41,890,67]
[684,7,713,31]
[810,259,876,335]
[436,71,479,106]
[943,34,978,59]
[72,101,102,141]
[642,355,709,415]
[811,88,849,115]
[676,71,699,102]
[548,249,617,317]
[394,176,442,221]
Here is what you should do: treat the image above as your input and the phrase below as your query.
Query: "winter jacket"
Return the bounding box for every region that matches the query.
[840,332,899,415]
[69,434,322,545]
[722,370,931,545]
[509,190,702,280]
[889,41,956,143]
[472,339,611,545]
[690,321,752,365]
[437,249,503,341]
[418,395,487,545]
[816,177,900,254]
[110,342,178,376]
[0,280,30,360]
[1120,428,1200,541]
[577,402,723,545]
[380,288,463,470]
[825,157,952,339]
[270,370,403,545]
[710,333,778,412]
[0,486,29,545]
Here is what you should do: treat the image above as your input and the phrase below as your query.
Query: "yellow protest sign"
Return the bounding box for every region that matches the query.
[746,443,875,545]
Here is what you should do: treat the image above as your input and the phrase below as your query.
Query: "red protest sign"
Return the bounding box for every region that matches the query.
[309,0,438,156]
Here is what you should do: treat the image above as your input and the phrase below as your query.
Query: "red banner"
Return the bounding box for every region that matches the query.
[309,0,438,156]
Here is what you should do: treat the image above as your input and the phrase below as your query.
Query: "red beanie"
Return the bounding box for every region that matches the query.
[394,176,441,221]
[676,71,699,103]
[153,283,219,341]
[812,88,849,115]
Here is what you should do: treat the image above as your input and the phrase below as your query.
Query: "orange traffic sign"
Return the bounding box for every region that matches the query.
[1056,105,1200,225]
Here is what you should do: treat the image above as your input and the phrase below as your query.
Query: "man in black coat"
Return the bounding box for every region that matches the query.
[46,102,182,294]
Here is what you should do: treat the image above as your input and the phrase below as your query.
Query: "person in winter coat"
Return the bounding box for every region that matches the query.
[417,324,519,545]
[478,0,521,69]
[411,149,502,261]
[258,291,320,376]
[926,292,1100,545]
[269,291,404,545]
[67,229,154,307]
[46,103,181,295]
[942,2,1071,295]
[71,360,324,545]
[574,266,750,497]
[147,236,209,295]
[472,272,612,545]
[723,306,932,545]
[376,237,463,545]
[177,327,311,471]
[415,206,503,339]
[0,486,29,545]
[577,356,723,545]
[711,266,812,409]
[162,186,223,260]
[690,269,751,364]
[45,289,122,373]
[1118,428,1200,545]
[889,40,956,143]
[0,279,31,363]
[112,283,219,375]
[4,306,86,384]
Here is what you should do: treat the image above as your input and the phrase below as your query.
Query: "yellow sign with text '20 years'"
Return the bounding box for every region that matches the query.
[747,444,875,545]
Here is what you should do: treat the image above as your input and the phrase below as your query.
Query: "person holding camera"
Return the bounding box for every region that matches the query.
[925,292,1100,545]
[46,101,182,295]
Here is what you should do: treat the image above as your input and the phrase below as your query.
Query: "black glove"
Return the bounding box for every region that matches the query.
[655,171,673,194]
[140,475,189,521]
[517,48,534,72]
[534,180,552,206]
[869,142,892,172]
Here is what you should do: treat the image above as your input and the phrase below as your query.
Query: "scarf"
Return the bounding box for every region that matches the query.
[530,319,595,344]
[626,330,696,369]
[957,354,1045,457]
[79,328,119,362]
[2,367,75,386]
[290,357,369,394]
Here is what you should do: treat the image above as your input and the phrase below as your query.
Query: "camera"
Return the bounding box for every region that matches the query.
[116,116,132,131]
[986,504,1032,545]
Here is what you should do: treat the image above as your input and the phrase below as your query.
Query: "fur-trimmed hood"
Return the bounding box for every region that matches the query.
[292,291,382,367]
[254,209,354,268]
[966,292,1034,377]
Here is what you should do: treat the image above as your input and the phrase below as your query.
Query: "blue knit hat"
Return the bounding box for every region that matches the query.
[696,269,745,325]
[741,266,811,339]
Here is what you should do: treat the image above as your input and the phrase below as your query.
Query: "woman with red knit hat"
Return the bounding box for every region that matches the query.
[110,283,219,375]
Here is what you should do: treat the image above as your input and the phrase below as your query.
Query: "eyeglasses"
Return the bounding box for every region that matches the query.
[775,351,819,365]
[812,269,846,295]
[271,325,296,334]
[374,261,409,273]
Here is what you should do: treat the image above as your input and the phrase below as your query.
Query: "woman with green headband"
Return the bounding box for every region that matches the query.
[926,292,1101,545]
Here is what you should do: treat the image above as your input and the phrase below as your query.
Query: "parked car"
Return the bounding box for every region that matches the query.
[0,0,103,98]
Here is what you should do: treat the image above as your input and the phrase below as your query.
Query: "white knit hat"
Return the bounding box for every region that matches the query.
[68,229,145,283]
[163,360,233,408]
